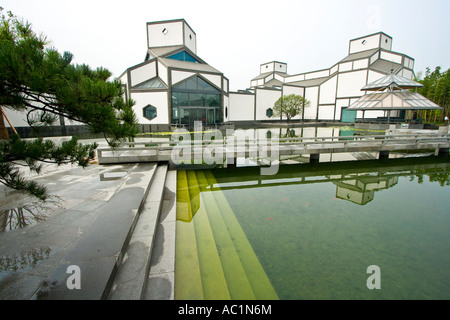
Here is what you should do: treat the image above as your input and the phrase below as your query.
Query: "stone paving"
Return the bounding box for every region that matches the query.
[0,161,172,300]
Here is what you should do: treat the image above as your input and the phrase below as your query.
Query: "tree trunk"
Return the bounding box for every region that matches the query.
[0,106,10,140]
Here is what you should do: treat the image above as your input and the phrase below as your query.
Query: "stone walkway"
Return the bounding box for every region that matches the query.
[0,161,175,300]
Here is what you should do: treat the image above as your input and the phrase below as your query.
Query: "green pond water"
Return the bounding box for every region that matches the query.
[175,157,450,300]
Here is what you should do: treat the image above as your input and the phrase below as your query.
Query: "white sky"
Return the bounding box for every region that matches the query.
[2,0,449,91]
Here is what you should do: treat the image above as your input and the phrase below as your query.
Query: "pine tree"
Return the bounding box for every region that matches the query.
[0,8,138,200]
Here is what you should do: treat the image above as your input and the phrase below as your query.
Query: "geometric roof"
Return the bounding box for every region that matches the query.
[361,73,424,91]
[347,91,441,111]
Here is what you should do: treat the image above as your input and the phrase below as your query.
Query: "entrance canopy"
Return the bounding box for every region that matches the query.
[347,91,441,111]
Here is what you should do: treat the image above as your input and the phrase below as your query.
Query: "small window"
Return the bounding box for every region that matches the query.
[143,105,157,121]
[266,108,273,118]
[162,28,168,35]
[362,40,367,45]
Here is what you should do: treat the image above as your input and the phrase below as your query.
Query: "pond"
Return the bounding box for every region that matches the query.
[175,156,450,300]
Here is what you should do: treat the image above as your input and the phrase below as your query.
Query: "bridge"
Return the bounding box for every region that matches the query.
[97,132,450,166]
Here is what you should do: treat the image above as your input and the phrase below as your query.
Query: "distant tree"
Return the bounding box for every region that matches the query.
[0,8,138,200]
[415,66,450,123]
[273,94,310,123]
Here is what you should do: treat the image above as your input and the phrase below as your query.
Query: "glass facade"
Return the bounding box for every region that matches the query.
[171,75,222,126]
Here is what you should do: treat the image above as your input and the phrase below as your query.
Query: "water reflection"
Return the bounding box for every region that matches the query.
[0,198,61,232]
[0,246,52,272]
[176,156,450,299]
[177,157,450,222]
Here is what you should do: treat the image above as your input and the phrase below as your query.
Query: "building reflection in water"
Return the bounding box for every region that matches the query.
[177,157,450,222]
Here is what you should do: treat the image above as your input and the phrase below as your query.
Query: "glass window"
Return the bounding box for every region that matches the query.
[206,94,220,107]
[171,75,222,126]
[198,77,220,93]
[266,108,273,118]
[143,105,157,120]
[172,108,179,125]
[173,75,220,94]
[172,92,189,107]
[189,93,205,107]
[167,50,200,63]
[134,77,165,89]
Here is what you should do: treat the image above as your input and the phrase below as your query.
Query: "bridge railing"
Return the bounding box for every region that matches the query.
[97,133,450,150]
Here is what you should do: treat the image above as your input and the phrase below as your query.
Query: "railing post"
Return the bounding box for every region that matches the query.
[379,150,389,160]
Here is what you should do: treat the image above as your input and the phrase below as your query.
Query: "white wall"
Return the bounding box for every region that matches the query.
[305,69,329,80]
[132,91,169,124]
[282,86,304,97]
[130,62,157,87]
[337,70,367,98]
[202,73,222,89]
[349,33,381,54]
[4,108,30,127]
[183,22,197,54]
[223,94,229,121]
[260,62,287,74]
[303,87,319,120]
[158,61,168,85]
[285,74,305,83]
[339,62,352,72]
[367,70,385,84]
[370,51,379,65]
[223,78,228,92]
[380,51,403,64]
[319,75,337,105]
[380,34,393,51]
[228,93,255,121]
[353,59,369,70]
[255,89,281,121]
[171,70,195,85]
[147,21,183,48]
[318,105,335,120]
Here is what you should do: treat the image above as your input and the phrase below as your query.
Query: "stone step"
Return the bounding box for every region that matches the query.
[37,163,158,300]
[186,170,231,300]
[107,163,168,300]
[172,169,204,300]
[204,170,279,300]
[142,169,177,300]
[196,170,256,300]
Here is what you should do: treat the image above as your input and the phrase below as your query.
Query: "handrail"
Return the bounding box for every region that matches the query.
[97,133,450,149]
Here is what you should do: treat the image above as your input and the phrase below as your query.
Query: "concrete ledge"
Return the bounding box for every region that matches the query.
[108,164,168,300]
[35,163,157,300]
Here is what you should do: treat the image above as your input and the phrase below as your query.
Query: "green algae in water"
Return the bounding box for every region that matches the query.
[176,158,450,300]
[175,169,278,300]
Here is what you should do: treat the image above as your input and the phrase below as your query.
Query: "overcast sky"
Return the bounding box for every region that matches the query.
[2,0,449,91]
